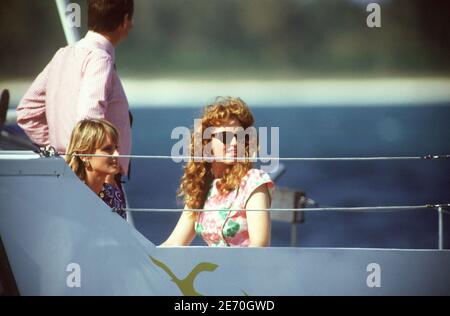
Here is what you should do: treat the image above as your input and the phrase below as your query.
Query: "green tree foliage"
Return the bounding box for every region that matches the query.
[1,0,449,79]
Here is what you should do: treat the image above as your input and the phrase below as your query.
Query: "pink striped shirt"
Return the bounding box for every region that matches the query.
[16,31,131,175]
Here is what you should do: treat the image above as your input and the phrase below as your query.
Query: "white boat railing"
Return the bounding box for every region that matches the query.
[49,150,447,250]
[66,153,450,161]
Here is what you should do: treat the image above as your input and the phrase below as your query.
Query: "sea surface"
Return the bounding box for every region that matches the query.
[126,104,450,248]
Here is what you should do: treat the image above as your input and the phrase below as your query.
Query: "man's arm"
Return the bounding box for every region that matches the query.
[76,54,115,120]
[16,63,51,147]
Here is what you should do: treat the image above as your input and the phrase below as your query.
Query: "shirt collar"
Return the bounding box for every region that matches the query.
[83,31,115,62]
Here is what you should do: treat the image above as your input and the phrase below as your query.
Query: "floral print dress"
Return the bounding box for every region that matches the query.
[99,183,127,220]
[195,169,274,247]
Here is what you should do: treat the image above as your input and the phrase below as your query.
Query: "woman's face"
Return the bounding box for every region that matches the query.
[210,119,244,164]
[86,136,120,176]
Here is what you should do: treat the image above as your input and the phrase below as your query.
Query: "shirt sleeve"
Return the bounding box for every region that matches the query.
[76,54,114,121]
[16,62,51,147]
[239,169,275,209]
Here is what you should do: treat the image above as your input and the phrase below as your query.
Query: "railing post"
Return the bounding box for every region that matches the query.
[291,223,297,247]
[438,207,444,250]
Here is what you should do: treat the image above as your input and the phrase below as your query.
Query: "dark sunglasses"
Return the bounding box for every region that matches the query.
[212,131,246,145]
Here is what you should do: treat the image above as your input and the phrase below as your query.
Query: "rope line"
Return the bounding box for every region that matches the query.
[59,153,450,161]
[48,149,449,214]
[122,204,450,213]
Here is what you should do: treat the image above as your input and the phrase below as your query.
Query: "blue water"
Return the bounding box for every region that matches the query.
[126,104,450,248]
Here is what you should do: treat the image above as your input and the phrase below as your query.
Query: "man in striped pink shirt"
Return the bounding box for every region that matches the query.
[16,0,134,176]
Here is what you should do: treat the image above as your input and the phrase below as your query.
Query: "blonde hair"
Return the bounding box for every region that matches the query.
[65,119,119,181]
[179,97,255,211]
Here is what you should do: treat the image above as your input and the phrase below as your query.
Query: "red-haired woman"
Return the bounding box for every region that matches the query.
[162,97,274,247]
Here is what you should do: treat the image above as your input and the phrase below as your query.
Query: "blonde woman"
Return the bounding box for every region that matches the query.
[65,119,127,219]
[162,97,274,247]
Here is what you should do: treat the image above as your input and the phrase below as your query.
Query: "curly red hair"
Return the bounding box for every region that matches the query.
[179,97,255,210]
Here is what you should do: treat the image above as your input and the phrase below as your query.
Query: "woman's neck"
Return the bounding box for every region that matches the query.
[211,162,230,179]
[84,171,106,195]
